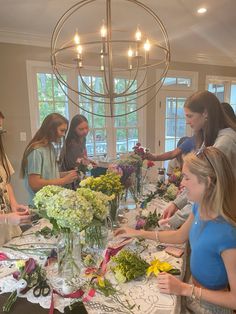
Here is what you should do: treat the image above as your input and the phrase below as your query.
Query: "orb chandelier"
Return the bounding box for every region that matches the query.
[51,0,170,117]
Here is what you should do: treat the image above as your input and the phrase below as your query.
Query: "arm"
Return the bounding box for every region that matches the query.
[115,212,194,244]
[146,147,182,161]
[6,183,29,213]
[28,170,78,192]
[158,248,236,310]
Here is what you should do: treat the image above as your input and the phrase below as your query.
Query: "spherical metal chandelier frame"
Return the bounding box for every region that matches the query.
[51,0,170,117]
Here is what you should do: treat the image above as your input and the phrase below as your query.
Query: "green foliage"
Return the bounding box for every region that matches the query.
[111,250,149,283]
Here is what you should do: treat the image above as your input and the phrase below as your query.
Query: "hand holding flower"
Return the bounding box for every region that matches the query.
[157,272,189,296]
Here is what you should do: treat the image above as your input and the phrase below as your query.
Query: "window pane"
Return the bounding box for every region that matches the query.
[165,139,175,151]
[176,98,185,118]
[53,75,67,102]
[127,104,137,126]
[93,103,106,128]
[86,131,94,156]
[37,73,53,101]
[95,129,107,154]
[128,128,138,151]
[230,84,236,105]
[165,118,175,137]
[163,77,177,86]
[39,102,54,124]
[54,102,68,118]
[177,78,191,87]
[176,119,186,137]
[208,83,224,102]
[166,97,176,118]
[80,103,93,126]
[116,129,127,153]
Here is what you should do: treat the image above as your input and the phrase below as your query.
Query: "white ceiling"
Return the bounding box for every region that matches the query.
[0,0,236,67]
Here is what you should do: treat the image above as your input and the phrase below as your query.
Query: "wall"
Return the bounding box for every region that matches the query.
[0,42,236,203]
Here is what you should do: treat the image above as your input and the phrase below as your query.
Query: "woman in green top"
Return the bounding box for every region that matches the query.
[21,113,78,205]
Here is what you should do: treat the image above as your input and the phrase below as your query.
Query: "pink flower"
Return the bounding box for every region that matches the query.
[24,258,37,274]
[147,161,155,168]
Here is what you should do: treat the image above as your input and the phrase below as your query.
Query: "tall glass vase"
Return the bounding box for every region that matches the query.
[57,230,81,280]
[109,195,120,227]
[85,220,109,251]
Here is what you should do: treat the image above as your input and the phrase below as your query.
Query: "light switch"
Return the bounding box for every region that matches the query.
[20,132,27,141]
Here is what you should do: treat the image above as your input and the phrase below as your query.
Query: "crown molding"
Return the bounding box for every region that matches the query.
[0,28,50,47]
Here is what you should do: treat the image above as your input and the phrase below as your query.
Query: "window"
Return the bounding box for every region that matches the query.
[163,77,192,88]
[165,97,187,151]
[27,61,144,158]
[78,76,139,157]
[206,76,236,113]
[37,73,69,123]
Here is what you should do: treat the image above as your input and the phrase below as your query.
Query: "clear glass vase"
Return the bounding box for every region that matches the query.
[85,220,109,251]
[57,230,81,280]
[109,195,120,227]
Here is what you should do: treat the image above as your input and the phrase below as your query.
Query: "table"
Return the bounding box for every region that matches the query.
[0,190,186,314]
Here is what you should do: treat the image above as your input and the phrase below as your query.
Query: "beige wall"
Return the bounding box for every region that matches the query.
[0,42,236,203]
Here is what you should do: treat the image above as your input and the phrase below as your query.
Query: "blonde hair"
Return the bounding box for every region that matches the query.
[183,147,236,225]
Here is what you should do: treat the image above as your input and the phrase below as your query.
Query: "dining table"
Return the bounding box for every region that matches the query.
[0,185,186,314]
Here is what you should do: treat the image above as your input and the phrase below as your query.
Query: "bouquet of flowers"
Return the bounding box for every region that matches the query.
[132,142,149,160]
[33,185,111,233]
[3,258,45,312]
[80,171,123,197]
[136,209,161,230]
[168,167,183,187]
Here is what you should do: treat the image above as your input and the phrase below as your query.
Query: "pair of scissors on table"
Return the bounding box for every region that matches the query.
[33,273,50,297]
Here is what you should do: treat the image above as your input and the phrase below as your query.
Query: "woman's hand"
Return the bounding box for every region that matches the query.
[6,212,32,226]
[162,203,178,219]
[63,170,79,184]
[157,272,190,296]
[144,152,156,161]
[114,227,141,238]
[11,203,29,214]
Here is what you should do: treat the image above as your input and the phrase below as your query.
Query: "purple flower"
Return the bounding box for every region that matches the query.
[24,258,37,274]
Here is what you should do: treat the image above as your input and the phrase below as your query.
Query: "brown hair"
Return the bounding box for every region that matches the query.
[0,112,5,119]
[21,113,68,176]
[184,147,236,225]
[184,91,236,147]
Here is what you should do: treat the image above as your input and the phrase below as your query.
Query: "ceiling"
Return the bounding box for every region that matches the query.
[0,0,236,67]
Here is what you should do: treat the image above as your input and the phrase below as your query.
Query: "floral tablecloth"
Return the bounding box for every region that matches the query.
[0,189,185,314]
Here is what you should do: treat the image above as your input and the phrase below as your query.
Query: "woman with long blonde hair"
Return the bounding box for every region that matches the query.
[115,147,236,313]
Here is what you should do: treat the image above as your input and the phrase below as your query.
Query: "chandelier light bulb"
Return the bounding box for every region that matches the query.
[135,27,142,41]
[144,39,150,51]
[74,30,80,44]
[100,22,107,38]
[128,47,133,57]
[76,45,83,54]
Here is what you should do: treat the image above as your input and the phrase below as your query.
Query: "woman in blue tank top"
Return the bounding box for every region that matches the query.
[115,147,236,313]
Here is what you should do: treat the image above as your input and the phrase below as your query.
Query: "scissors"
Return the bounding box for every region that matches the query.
[33,274,50,297]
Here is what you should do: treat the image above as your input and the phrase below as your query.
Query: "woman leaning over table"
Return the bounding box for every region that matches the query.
[115,147,236,313]
[162,90,236,220]
[0,115,30,245]
[21,113,78,205]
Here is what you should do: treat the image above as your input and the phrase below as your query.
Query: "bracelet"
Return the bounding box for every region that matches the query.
[155,230,160,243]
[191,286,202,300]
[189,284,194,297]
[4,216,8,224]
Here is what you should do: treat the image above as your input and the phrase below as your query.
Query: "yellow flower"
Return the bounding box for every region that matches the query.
[97,276,105,287]
[16,260,26,269]
[146,259,173,277]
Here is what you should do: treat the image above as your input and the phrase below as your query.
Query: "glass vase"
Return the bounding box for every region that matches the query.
[57,230,81,280]
[109,195,120,227]
[85,220,109,251]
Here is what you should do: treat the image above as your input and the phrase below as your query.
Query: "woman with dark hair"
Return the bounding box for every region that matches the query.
[21,113,78,204]
[221,102,236,123]
[163,90,236,219]
[60,114,90,171]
